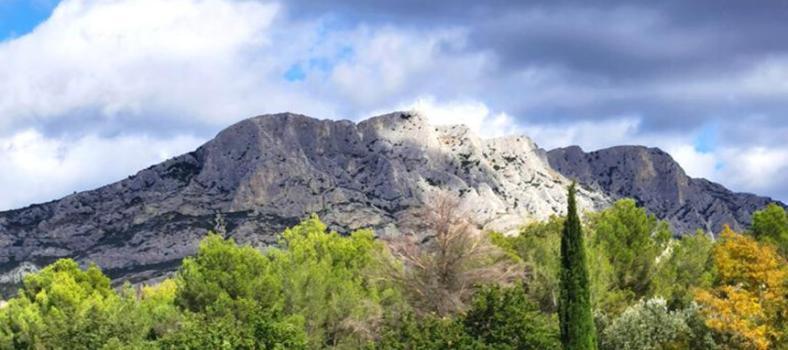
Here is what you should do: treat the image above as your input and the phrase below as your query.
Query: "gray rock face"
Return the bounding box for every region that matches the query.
[0,262,38,297]
[0,112,609,294]
[547,145,784,234]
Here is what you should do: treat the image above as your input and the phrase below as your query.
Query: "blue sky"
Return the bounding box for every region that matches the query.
[0,0,786,210]
[0,0,57,40]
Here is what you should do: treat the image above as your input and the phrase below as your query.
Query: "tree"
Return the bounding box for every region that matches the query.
[268,215,403,348]
[559,183,598,350]
[588,199,672,314]
[600,297,692,350]
[381,193,520,317]
[174,234,308,349]
[694,226,787,350]
[492,215,615,314]
[491,216,563,313]
[0,259,175,349]
[176,217,404,349]
[464,284,560,349]
[376,311,482,350]
[652,231,715,309]
[376,285,560,350]
[491,216,564,313]
[751,203,788,257]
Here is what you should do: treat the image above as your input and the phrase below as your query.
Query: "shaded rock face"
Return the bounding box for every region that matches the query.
[0,112,609,294]
[547,145,784,234]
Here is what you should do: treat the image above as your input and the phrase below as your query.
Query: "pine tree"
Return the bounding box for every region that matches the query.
[559,183,598,350]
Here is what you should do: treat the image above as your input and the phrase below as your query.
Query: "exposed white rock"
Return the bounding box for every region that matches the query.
[2,110,778,295]
[0,111,608,292]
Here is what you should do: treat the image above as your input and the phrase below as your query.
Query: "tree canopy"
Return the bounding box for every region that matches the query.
[0,200,785,349]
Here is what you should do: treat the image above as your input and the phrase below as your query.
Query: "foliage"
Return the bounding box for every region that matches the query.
[491,216,563,313]
[559,183,598,350]
[0,259,181,349]
[587,199,672,314]
[268,215,402,348]
[0,201,783,349]
[381,194,520,317]
[376,285,559,350]
[376,311,482,349]
[694,226,787,350]
[492,215,614,315]
[751,203,788,257]
[601,297,693,350]
[174,234,307,349]
[177,215,401,349]
[652,231,716,309]
[463,284,560,349]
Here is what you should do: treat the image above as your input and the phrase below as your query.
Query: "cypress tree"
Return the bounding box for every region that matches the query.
[559,183,597,350]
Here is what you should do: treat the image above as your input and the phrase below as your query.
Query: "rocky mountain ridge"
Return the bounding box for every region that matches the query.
[0,112,609,293]
[547,145,785,234]
[1,111,782,295]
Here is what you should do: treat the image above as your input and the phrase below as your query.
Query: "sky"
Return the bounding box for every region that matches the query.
[0,0,787,210]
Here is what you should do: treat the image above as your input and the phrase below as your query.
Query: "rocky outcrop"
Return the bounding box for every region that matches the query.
[0,112,609,295]
[0,262,38,297]
[547,145,784,234]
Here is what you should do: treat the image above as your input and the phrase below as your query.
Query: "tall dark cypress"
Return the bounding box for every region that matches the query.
[559,183,597,350]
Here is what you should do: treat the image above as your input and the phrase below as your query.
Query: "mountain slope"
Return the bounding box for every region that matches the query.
[547,145,784,234]
[0,112,608,291]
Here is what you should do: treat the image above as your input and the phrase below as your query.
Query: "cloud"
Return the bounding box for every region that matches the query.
[370,96,517,138]
[0,0,786,208]
[0,129,203,210]
[717,147,788,196]
[2,0,287,133]
[411,98,788,202]
[0,0,497,208]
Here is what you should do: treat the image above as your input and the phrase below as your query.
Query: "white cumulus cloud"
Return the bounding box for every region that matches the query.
[0,130,202,210]
[0,0,785,209]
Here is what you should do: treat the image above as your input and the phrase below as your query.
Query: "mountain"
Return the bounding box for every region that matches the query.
[547,145,785,234]
[0,112,609,293]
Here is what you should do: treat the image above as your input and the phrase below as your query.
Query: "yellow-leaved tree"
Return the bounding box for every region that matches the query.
[694,225,787,349]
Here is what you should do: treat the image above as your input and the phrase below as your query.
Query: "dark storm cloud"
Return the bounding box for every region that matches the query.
[285,0,788,132]
[283,0,788,202]
[285,0,788,70]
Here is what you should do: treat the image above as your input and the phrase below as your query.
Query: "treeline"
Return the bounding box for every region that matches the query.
[0,197,785,349]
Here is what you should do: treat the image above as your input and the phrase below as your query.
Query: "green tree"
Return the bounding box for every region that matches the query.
[0,259,170,349]
[175,216,403,349]
[492,215,614,314]
[588,199,672,313]
[376,311,482,350]
[268,215,403,348]
[559,183,598,350]
[174,234,308,349]
[652,231,715,309]
[464,284,560,349]
[751,203,788,257]
[491,216,563,313]
[376,285,560,350]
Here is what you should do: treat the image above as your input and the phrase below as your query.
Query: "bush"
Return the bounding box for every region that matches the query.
[601,297,691,350]
[464,284,560,349]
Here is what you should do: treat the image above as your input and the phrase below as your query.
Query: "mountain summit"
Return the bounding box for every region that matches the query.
[0,111,608,291]
[1,112,782,293]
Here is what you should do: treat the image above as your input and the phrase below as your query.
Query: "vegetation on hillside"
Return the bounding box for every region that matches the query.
[0,192,785,349]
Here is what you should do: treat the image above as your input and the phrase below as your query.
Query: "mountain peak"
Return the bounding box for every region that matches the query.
[547,145,783,233]
[0,112,780,294]
[0,112,608,292]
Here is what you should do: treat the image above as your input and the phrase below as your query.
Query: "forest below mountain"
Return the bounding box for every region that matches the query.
[0,194,785,350]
